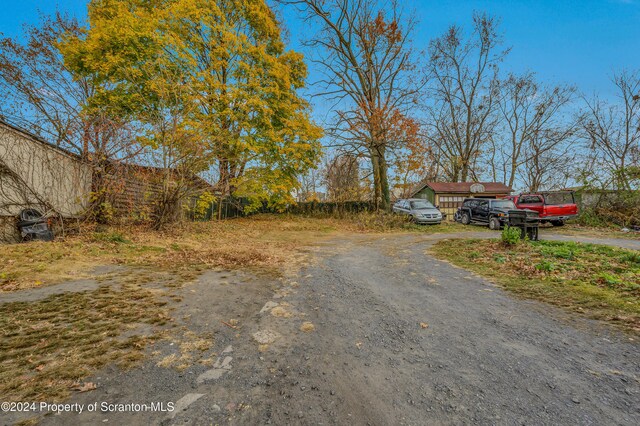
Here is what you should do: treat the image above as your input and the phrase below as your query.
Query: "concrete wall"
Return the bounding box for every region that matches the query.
[0,122,92,218]
[0,216,19,243]
[574,190,638,210]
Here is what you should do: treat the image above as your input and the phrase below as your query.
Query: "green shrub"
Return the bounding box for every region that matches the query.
[501,226,522,246]
[575,209,611,228]
[596,272,621,287]
[535,260,556,272]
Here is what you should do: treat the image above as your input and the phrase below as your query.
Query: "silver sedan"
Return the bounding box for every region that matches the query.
[392,199,443,224]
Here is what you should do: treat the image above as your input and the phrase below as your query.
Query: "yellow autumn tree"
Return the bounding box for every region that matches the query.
[61,0,322,214]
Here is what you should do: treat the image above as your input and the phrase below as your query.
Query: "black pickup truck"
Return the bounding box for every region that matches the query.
[455,198,538,230]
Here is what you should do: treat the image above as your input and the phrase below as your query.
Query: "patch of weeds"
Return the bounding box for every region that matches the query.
[535,260,556,272]
[271,306,293,318]
[596,272,622,287]
[0,285,169,402]
[300,322,315,332]
[469,251,480,260]
[539,244,576,260]
[501,226,522,246]
[93,231,131,244]
[156,330,213,371]
[621,252,640,265]
[493,254,506,264]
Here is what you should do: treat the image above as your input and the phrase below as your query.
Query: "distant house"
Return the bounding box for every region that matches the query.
[410,182,513,220]
[0,119,92,241]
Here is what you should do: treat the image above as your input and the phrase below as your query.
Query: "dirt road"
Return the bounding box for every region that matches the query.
[5,232,639,425]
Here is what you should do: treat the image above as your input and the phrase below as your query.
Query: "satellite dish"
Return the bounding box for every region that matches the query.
[470,183,485,193]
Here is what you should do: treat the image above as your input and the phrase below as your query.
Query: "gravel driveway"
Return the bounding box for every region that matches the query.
[246,233,639,425]
[9,232,639,426]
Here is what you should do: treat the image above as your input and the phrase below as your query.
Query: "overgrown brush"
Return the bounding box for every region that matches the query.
[576,190,640,228]
[501,226,522,246]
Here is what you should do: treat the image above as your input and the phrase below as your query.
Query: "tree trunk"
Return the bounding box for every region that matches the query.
[379,152,390,210]
[217,158,229,220]
[508,158,517,188]
[370,145,390,211]
[460,164,469,182]
[371,149,382,210]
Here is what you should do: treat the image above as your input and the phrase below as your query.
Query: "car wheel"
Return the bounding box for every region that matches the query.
[461,212,471,225]
[489,217,501,230]
[551,220,564,227]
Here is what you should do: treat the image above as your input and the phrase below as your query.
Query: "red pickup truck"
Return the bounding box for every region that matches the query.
[505,191,578,226]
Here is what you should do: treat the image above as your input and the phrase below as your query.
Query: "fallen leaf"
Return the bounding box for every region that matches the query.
[71,382,97,392]
[420,323,429,329]
[355,342,363,349]
[35,365,45,372]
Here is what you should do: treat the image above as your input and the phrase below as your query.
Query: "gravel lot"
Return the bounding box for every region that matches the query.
[4,232,639,425]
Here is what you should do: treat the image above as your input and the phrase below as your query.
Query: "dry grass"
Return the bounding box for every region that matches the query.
[431,239,640,332]
[270,306,293,318]
[548,223,640,241]
[300,322,315,332]
[0,215,330,291]
[0,214,468,292]
[0,213,466,402]
[156,330,214,371]
[0,283,170,402]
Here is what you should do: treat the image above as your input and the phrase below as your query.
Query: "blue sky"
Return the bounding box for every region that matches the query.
[1,0,638,98]
[402,0,640,97]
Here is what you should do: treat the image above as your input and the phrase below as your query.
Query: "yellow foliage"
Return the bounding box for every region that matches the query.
[61,0,323,210]
[193,191,216,220]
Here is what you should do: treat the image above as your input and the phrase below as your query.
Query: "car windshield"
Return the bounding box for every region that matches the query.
[410,200,435,210]
[543,192,574,205]
[491,200,516,209]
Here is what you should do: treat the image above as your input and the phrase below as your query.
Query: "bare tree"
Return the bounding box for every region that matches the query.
[492,72,576,188]
[0,13,145,224]
[324,153,364,202]
[581,70,640,190]
[0,13,138,161]
[284,0,423,210]
[296,167,324,202]
[391,130,441,198]
[518,130,576,192]
[425,13,507,182]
